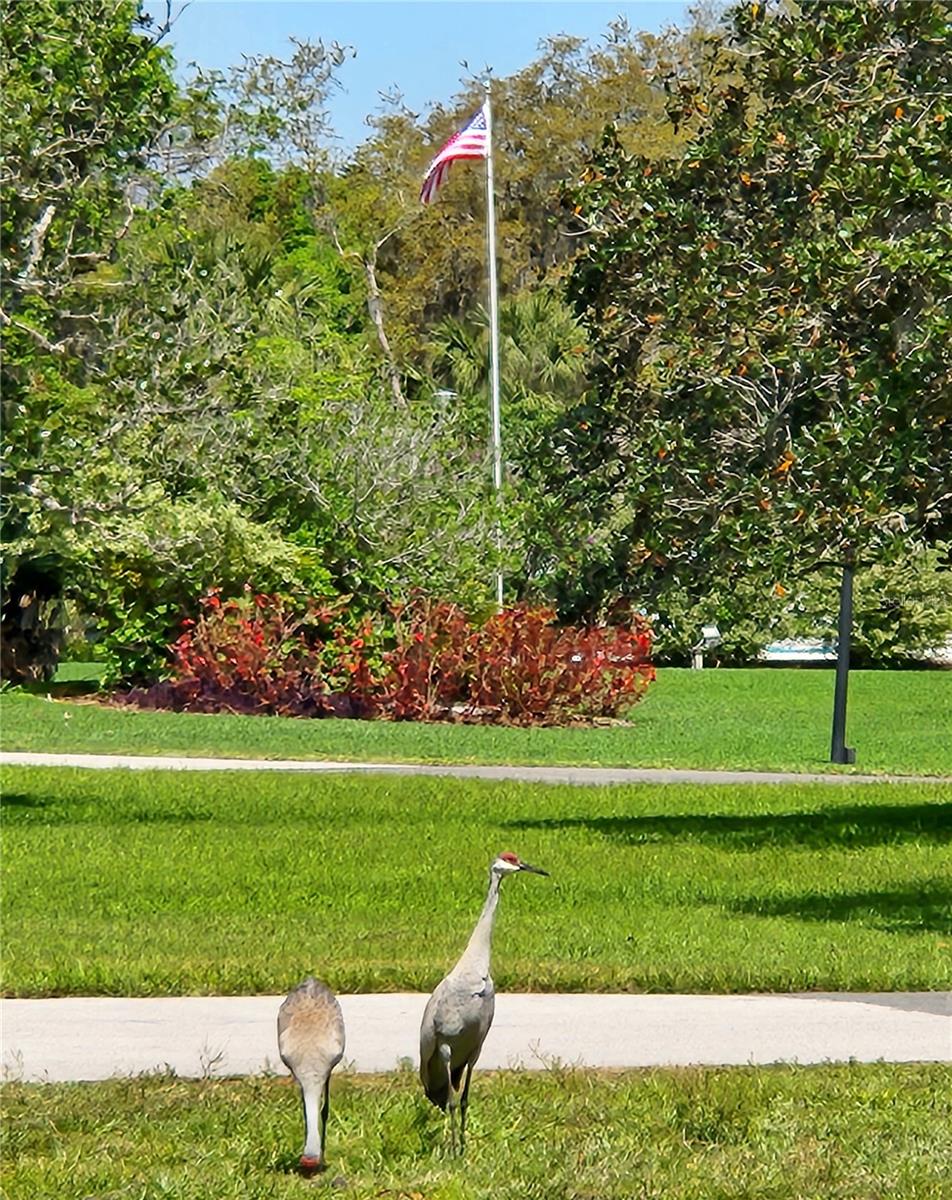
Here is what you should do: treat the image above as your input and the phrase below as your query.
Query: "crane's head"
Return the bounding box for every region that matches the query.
[491,851,549,877]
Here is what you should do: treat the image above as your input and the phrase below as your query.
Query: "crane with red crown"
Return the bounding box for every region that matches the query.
[419,852,549,1153]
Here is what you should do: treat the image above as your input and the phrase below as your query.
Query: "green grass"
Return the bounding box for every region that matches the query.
[3,1064,951,1199]
[3,766,948,996]
[51,661,106,684]
[3,668,951,775]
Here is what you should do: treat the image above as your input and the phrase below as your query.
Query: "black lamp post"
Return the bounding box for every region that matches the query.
[830,546,856,764]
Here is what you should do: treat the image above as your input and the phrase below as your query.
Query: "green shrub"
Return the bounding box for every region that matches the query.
[647,543,952,666]
[82,496,324,683]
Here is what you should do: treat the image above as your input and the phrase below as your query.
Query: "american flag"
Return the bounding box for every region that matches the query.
[420,105,490,205]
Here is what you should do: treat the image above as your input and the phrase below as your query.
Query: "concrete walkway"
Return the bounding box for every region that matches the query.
[4,992,949,1083]
[2,750,946,785]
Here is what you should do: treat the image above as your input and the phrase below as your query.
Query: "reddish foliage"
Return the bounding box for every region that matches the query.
[468,606,654,723]
[125,589,347,718]
[378,598,475,720]
[126,591,653,724]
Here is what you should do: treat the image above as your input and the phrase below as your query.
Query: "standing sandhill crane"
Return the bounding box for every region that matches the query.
[277,976,346,1176]
[419,851,549,1153]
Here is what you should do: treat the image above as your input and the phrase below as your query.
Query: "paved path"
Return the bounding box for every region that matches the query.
[2,750,946,785]
[4,993,949,1083]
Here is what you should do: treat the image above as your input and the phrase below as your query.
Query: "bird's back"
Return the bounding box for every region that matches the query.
[278,977,345,1079]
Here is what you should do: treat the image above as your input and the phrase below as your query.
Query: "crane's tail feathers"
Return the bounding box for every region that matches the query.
[423,1080,449,1111]
[423,1057,468,1111]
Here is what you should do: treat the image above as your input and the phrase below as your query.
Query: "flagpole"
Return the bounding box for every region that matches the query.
[483,80,504,610]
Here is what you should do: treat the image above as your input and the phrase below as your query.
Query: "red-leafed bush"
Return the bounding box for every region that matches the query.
[468,606,653,723]
[370,600,653,723]
[376,598,475,720]
[126,591,653,724]
[125,589,347,717]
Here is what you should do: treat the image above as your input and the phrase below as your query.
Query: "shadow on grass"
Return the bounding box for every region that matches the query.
[0,793,48,809]
[129,809,212,824]
[18,680,101,697]
[1,788,212,826]
[727,885,952,935]
[506,802,952,850]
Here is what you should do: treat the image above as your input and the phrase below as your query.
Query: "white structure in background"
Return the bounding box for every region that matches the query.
[923,635,952,666]
[691,624,722,669]
[760,635,952,665]
[760,638,837,664]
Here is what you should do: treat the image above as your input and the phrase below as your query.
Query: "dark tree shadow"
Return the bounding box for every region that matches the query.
[0,792,54,824]
[794,992,950,1015]
[1,789,211,825]
[0,793,48,808]
[128,810,212,824]
[505,802,952,850]
[727,885,952,935]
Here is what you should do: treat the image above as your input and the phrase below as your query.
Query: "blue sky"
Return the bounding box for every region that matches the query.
[151,1,690,149]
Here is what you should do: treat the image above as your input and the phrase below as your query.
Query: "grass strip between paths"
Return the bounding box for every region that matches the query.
[3,667,952,776]
[3,766,949,996]
[3,1064,951,1199]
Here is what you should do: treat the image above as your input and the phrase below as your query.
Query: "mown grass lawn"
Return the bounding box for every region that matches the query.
[3,766,948,996]
[3,667,951,775]
[3,1063,950,1199]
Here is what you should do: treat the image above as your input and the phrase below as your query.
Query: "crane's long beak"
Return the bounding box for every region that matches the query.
[519,861,549,876]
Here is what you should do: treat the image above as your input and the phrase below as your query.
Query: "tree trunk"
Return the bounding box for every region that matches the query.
[363,251,406,408]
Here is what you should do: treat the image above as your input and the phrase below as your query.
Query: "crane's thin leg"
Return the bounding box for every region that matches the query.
[459,1059,476,1153]
[439,1044,459,1155]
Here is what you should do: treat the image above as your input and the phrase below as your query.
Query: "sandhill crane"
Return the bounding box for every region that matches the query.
[277,976,346,1176]
[419,851,549,1153]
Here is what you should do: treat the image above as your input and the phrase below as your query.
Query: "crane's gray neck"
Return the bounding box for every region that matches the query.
[300,1073,327,1161]
[456,869,502,977]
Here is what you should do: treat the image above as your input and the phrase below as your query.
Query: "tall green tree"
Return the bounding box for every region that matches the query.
[1,0,181,677]
[1,0,178,323]
[0,11,357,681]
[560,0,952,656]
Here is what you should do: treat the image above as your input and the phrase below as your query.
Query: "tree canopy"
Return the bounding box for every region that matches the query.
[559,0,951,654]
[2,0,950,680]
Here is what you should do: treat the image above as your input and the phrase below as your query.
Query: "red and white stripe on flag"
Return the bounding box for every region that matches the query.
[420,105,489,205]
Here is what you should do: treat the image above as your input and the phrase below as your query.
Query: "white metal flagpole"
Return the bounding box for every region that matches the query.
[483,80,504,610]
